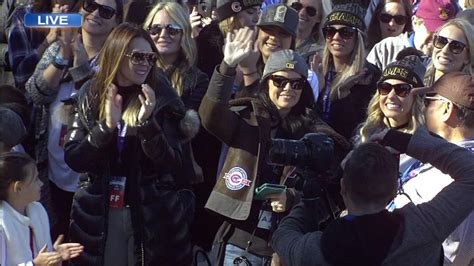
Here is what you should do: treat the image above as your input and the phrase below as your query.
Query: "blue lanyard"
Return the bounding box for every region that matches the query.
[116,121,127,163]
[322,69,334,123]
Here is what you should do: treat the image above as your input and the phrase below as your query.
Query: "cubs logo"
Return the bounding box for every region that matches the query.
[231,2,242,13]
[223,167,251,190]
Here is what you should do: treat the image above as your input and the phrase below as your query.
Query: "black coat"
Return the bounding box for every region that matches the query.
[317,61,381,140]
[64,77,194,266]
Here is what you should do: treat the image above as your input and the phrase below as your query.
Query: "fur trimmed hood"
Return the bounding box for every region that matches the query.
[179,109,200,142]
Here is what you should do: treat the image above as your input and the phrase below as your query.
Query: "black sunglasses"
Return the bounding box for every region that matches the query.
[322,26,358,40]
[379,13,408,25]
[377,82,413,97]
[270,75,306,90]
[125,51,158,66]
[290,2,317,17]
[433,35,467,54]
[147,24,183,37]
[83,0,116,19]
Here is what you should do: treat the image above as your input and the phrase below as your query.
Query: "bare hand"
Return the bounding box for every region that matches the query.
[268,192,287,213]
[72,33,88,65]
[190,7,204,38]
[53,235,84,261]
[33,245,61,266]
[137,84,156,123]
[223,27,255,67]
[310,52,322,75]
[105,83,122,129]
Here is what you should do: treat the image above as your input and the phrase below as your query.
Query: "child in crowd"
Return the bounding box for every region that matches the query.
[0,152,83,266]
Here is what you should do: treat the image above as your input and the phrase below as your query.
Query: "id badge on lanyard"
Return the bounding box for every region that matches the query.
[109,122,127,208]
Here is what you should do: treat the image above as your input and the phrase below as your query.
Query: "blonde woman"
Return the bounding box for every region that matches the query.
[424,18,474,86]
[317,2,381,140]
[357,53,425,144]
[144,1,208,110]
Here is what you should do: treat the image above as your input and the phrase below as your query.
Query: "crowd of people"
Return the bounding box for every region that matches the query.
[0,0,473,265]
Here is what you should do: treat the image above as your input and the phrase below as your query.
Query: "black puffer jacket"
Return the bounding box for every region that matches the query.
[64,76,196,266]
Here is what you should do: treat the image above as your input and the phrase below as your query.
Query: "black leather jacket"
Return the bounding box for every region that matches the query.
[64,77,194,266]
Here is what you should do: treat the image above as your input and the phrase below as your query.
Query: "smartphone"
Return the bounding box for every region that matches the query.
[197,1,212,18]
[254,183,287,200]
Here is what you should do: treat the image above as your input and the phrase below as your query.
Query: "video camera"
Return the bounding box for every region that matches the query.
[268,133,343,231]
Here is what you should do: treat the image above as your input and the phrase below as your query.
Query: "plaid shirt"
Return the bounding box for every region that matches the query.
[8,5,46,89]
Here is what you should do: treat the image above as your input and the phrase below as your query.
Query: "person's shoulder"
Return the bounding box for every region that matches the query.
[372,32,410,51]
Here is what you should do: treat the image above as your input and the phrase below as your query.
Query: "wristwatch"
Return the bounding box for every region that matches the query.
[52,54,70,69]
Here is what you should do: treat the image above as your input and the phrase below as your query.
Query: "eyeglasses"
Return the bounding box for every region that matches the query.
[377,82,413,97]
[269,75,306,90]
[433,35,467,54]
[82,0,116,19]
[125,51,158,65]
[147,24,183,37]
[423,96,449,107]
[322,26,358,40]
[290,2,317,17]
[379,13,408,25]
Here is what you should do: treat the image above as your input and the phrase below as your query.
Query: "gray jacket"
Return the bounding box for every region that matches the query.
[272,127,474,266]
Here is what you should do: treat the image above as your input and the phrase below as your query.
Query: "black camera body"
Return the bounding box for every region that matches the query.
[268,133,342,231]
[268,133,334,173]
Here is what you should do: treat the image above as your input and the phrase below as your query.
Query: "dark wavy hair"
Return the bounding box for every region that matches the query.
[257,75,318,139]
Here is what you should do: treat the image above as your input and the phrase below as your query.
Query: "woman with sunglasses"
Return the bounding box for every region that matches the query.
[317,2,381,140]
[24,0,122,244]
[290,0,332,62]
[199,28,349,266]
[144,2,208,111]
[64,23,196,266]
[357,53,425,145]
[424,18,474,86]
[366,0,412,52]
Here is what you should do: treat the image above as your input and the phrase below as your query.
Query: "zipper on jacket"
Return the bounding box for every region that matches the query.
[141,241,145,266]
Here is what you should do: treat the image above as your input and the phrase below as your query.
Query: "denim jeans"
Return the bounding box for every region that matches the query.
[223,244,271,266]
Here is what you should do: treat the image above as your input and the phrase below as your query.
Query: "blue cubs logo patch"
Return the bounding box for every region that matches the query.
[223,167,251,190]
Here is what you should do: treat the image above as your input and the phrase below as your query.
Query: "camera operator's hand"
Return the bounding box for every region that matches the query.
[223,27,254,68]
[268,192,287,213]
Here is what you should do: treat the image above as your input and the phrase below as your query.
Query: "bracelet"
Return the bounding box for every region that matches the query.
[242,71,258,76]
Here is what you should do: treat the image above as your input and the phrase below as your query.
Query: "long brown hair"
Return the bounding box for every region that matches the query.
[94,23,159,126]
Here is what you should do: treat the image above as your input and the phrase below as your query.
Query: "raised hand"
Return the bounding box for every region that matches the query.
[72,33,88,66]
[310,52,322,75]
[137,84,156,123]
[190,7,204,38]
[223,27,255,68]
[33,244,61,266]
[105,83,122,129]
[238,30,260,74]
[53,235,84,261]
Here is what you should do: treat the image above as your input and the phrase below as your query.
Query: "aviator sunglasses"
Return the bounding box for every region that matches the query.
[322,26,358,40]
[83,0,116,19]
[290,2,317,17]
[379,13,408,25]
[147,24,183,37]
[125,51,158,65]
[270,75,307,90]
[433,35,467,54]
[377,82,413,97]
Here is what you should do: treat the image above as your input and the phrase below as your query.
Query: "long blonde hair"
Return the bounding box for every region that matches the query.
[424,18,474,86]
[95,23,158,126]
[144,2,197,96]
[359,90,424,143]
[322,30,366,100]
